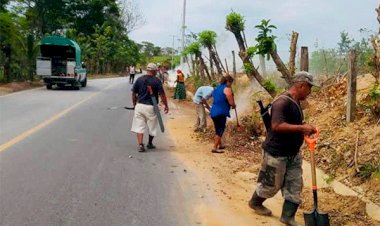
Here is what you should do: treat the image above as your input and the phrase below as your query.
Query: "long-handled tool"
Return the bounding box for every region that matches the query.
[147,85,165,133]
[304,129,330,226]
[234,108,244,132]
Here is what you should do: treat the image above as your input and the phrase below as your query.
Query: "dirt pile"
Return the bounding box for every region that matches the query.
[305,74,380,205]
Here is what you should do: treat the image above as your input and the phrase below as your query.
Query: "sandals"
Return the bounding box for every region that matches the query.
[211,149,224,154]
[139,144,146,152]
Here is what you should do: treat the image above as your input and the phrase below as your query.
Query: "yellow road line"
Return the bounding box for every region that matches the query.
[0,82,119,153]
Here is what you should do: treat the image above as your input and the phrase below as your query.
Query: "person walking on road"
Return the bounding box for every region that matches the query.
[248,71,318,226]
[173,69,186,100]
[131,63,169,152]
[210,75,236,153]
[129,65,136,84]
[193,85,214,132]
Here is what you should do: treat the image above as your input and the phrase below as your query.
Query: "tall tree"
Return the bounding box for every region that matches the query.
[226,12,276,97]
[183,42,211,81]
[199,30,224,77]
[254,19,292,85]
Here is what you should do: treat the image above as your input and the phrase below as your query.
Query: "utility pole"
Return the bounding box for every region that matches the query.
[180,0,186,69]
[170,35,176,70]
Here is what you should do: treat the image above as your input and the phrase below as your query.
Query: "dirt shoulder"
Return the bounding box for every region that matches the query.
[166,101,301,226]
[166,90,379,225]
[0,81,44,96]
[0,75,126,96]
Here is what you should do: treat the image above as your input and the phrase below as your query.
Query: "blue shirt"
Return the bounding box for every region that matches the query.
[193,86,214,104]
[210,84,231,118]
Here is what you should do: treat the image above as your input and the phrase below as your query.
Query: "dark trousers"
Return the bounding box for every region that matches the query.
[129,74,135,84]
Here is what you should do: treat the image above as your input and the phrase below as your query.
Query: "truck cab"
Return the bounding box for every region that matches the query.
[36,36,87,90]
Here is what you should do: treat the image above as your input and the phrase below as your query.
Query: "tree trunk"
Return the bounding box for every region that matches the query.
[347,50,357,123]
[376,4,380,34]
[270,50,292,85]
[233,32,246,53]
[288,31,299,76]
[259,55,267,77]
[231,31,276,97]
[232,50,236,77]
[224,58,229,73]
[300,46,309,72]
[371,37,380,83]
[185,55,193,76]
[27,34,34,81]
[322,49,329,78]
[212,45,226,73]
[195,57,202,79]
[208,50,215,79]
[210,47,223,76]
[3,45,11,82]
[197,53,211,81]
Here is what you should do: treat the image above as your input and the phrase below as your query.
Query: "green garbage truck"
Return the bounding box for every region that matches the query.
[36,36,87,89]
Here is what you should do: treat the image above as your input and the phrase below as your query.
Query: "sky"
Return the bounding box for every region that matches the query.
[129,0,379,70]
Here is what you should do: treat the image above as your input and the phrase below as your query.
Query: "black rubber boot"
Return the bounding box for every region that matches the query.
[248,192,272,216]
[280,200,300,226]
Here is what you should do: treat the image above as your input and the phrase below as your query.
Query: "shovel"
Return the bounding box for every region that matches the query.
[304,129,330,226]
[234,108,244,132]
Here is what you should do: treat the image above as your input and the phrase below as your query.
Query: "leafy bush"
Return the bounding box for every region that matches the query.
[358,163,380,179]
[243,63,253,74]
[369,84,380,100]
[263,79,278,93]
[254,19,277,59]
[226,12,245,33]
[198,30,217,47]
[183,42,201,55]
[247,46,258,58]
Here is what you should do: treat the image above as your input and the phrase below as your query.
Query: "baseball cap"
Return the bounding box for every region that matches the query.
[146,63,158,71]
[292,71,319,87]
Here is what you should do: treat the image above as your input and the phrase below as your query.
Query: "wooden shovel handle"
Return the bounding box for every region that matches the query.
[305,128,319,192]
[234,108,239,126]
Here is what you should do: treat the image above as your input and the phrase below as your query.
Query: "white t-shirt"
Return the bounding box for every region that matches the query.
[130,66,136,74]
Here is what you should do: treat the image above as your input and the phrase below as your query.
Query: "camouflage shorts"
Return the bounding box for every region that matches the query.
[255,151,303,204]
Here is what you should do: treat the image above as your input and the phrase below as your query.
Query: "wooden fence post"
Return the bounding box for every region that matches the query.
[347,50,357,123]
[300,46,309,72]
[232,50,236,77]
[224,58,229,74]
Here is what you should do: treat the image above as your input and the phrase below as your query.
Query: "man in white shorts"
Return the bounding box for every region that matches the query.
[131,63,169,152]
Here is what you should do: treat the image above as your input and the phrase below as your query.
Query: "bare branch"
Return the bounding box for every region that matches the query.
[119,0,146,34]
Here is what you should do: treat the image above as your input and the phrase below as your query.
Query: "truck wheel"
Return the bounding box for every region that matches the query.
[46,84,52,89]
[81,77,87,87]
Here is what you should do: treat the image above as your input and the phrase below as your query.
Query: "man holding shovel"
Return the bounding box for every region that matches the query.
[131,63,169,152]
[248,72,318,226]
[192,85,215,132]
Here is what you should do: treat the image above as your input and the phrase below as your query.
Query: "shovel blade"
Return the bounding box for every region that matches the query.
[304,210,330,226]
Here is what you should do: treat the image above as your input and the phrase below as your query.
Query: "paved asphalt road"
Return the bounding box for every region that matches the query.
[0,77,197,226]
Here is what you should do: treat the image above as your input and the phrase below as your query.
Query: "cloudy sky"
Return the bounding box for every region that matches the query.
[129,0,379,66]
